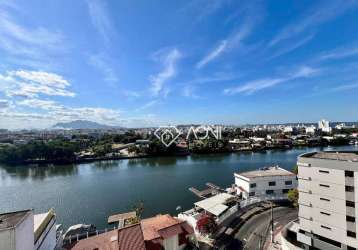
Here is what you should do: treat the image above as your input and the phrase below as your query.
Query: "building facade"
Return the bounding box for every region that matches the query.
[0,209,58,250]
[234,166,297,200]
[297,151,358,250]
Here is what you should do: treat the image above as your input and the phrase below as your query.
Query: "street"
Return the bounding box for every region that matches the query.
[227,206,297,250]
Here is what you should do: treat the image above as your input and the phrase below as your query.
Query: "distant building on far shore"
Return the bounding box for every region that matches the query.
[234,166,297,199]
[318,119,332,133]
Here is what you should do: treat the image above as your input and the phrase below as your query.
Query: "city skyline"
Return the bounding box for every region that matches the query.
[1,0,358,129]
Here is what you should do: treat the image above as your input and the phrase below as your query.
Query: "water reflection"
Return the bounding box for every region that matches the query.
[93,160,120,170]
[0,164,78,180]
[127,156,179,167]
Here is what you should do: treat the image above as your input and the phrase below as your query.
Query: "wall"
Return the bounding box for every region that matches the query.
[15,212,34,250]
[298,155,358,248]
[235,173,297,199]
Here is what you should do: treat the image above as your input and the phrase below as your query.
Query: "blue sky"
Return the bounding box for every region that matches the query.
[1,0,358,129]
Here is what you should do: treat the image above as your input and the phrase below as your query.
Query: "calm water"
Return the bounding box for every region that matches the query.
[0,145,356,229]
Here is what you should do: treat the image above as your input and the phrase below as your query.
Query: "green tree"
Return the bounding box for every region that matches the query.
[292,165,298,175]
[288,189,299,207]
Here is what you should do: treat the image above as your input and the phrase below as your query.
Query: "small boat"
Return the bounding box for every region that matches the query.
[63,224,96,238]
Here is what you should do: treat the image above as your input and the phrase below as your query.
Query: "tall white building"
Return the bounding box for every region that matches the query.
[0,209,58,250]
[297,151,358,250]
[318,119,332,133]
[234,166,297,199]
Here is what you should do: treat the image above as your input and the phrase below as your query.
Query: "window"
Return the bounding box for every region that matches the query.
[346,186,355,192]
[250,183,256,188]
[268,181,276,186]
[345,171,354,177]
[347,231,356,238]
[320,197,330,202]
[285,180,292,185]
[320,211,330,216]
[249,192,255,197]
[347,216,356,222]
[282,189,289,194]
[319,170,329,174]
[321,225,331,230]
[319,184,330,188]
[315,233,341,248]
[346,201,355,208]
[266,190,274,195]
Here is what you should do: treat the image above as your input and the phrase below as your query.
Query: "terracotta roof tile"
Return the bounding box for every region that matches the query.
[140,214,182,241]
[68,224,146,250]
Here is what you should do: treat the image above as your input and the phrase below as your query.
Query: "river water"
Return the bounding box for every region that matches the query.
[0,145,356,229]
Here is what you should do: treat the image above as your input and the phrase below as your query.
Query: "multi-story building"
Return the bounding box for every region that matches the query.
[297,151,358,250]
[318,119,331,133]
[234,166,297,199]
[0,209,59,250]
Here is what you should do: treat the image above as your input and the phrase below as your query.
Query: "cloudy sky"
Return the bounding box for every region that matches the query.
[1,0,358,129]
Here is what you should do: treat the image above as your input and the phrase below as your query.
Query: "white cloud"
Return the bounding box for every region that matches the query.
[269,1,357,46]
[1,70,75,98]
[318,45,358,61]
[224,66,318,95]
[86,0,114,45]
[88,53,118,83]
[330,82,358,92]
[196,41,227,69]
[182,85,200,99]
[0,8,66,68]
[123,90,141,98]
[0,99,10,109]
[150,48,181,96]
[196,8,258,69]
[17,98,59,110]
[268,33,314,60]
[136,100,158,112]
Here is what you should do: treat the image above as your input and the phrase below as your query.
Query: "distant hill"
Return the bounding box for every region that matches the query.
[53,120,118,130]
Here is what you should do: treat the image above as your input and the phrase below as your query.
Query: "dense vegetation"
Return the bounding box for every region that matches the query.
[0,140,81,164]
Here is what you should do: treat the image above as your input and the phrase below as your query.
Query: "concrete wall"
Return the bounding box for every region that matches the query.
[36,218,56,250]
[15,212,34,250]
[297,154,358,249]
[0,229,15,250]
[235,173,297,199]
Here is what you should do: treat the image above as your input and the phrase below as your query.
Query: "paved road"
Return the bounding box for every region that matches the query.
[234,206,297,250]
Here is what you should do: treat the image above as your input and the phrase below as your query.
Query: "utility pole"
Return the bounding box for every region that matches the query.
[271,201,274,243]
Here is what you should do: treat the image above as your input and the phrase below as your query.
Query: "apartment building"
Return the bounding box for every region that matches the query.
[234,166,297,199]
[297,151,358,250]
[0,209,58,250]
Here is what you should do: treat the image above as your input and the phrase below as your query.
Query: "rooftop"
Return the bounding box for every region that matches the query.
[194,193,234,216]
[140,214,193,241]
[68,224,146,250]
[302,151,358,162]
[236,166,295,179]
[0,209,32,231]
[140,214,182,241]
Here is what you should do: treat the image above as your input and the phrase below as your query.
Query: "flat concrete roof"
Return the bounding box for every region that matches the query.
[0,210,32,230]
[194,193,234,216]
[301,151,358,162]
[236,166,295,179]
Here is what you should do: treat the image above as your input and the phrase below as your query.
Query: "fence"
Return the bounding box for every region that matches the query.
[62,226,118,246]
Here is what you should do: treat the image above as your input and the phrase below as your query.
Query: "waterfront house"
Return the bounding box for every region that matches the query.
[234,166,297,199]
[178,193,238,236]
[0,209,60,250]
[141,214,195,250]
[66,214,195,250]
[68,223,146,250]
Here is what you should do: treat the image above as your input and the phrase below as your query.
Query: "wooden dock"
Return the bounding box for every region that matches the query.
[189,183,222,199]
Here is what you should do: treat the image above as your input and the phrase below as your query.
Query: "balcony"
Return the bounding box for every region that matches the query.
[345,176,355,187]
